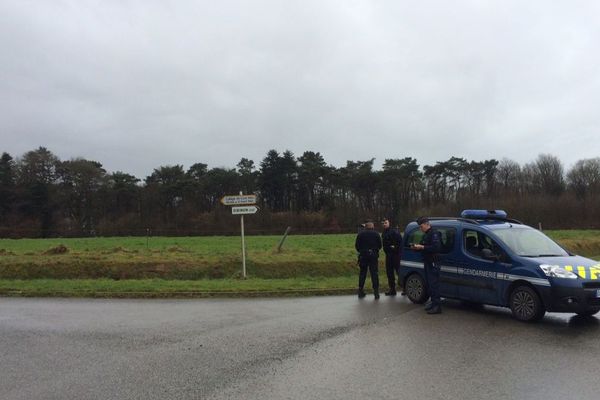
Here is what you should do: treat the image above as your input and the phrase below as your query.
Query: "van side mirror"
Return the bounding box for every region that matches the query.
[481,248,500,261]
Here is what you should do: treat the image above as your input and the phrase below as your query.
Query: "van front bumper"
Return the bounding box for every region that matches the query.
[545,283,600,314]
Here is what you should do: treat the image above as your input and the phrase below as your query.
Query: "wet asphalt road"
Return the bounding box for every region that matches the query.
[1,295,600,400]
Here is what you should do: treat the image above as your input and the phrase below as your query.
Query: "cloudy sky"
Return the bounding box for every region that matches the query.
[1,0,599,178]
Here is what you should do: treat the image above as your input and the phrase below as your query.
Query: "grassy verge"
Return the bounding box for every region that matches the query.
[0,235,358,279]
[1,232,598,281]
[0,277,361,298]
[546,230,600,260]
[0,231,599,298]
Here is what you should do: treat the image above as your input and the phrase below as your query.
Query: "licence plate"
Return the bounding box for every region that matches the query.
[596,289,600,298]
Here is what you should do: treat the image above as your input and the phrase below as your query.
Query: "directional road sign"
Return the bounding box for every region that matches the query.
[220,194,257,206]
[231,206,258,215]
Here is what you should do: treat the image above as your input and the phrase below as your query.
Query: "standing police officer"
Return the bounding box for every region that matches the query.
[381,218,402,296]
[411,217,443,314]
[355,220,382,299]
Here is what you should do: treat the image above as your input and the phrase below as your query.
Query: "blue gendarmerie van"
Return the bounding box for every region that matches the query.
[400,210,600,321]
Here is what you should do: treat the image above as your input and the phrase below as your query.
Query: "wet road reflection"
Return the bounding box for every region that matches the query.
[1,296,599,400]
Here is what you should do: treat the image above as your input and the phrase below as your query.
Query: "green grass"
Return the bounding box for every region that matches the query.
[545,230,600,260]
[0,234,356,259]
[544,230,600,240]
[0,231,599,297]
[0,234,359,280]
[0,277,359,298]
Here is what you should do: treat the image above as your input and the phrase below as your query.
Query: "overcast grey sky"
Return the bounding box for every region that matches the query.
[1,0,599,178]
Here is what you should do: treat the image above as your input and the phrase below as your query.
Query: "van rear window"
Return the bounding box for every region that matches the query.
[405,227,456,254]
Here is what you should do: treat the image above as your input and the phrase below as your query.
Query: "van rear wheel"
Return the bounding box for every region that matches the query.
[509,285,545,322]
[405,273,428,304]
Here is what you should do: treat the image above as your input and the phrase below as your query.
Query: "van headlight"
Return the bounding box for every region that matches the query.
[539,264,578,279]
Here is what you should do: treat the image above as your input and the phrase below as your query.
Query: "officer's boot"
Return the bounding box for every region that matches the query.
[398,279,406,296]
[426,305,442,314]
[357,288,366,299]
[374,290,380,300]
[384,283,396,296]
[425,300,434,310]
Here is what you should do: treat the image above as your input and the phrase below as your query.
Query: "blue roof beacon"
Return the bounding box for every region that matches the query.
[460,209,508,220]
[400,210,600,321]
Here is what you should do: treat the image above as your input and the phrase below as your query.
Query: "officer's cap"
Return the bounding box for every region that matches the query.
[416,216,429,225]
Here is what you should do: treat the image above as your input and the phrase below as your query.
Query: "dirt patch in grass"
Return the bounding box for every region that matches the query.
[43,244,68,255]
[167,246,191,253]
[102,246,139,254]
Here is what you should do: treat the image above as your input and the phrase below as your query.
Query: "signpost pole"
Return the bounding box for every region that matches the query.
[239,191,247,279]
[221,192,257,279]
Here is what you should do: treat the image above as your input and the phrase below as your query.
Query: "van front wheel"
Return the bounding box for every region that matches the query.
[509,286,545,322]
[405,273,428,304]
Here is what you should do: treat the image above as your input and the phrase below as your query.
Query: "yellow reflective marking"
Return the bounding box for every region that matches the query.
[590,267,600,280]
[577,266,586,279]
[564,265,573,272]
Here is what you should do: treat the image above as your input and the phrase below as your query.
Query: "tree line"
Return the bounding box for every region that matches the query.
[1,147,600,238]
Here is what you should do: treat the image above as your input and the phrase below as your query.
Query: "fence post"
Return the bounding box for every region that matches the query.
[277,226,292,252]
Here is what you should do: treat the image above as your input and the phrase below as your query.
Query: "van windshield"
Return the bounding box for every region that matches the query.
[492,226,569,257]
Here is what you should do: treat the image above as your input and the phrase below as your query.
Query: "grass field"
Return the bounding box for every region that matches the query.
[0,234,358,279]
[0,277,358,297]
[546,230,600,259]
[0,231,599,297]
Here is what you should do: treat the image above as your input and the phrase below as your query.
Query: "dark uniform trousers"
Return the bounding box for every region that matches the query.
[382,227,402,292]
[384,251,401,291]
[425,260,441,307]
[359,252,379,291]
[420,226,442,308]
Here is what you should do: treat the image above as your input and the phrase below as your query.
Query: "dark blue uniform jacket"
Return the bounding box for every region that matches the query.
[355,229,382,256]
[382,228,402,255]
[420,228,442,263]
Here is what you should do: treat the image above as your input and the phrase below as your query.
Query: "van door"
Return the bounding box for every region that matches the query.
[458,229,511,305]
[404,226,458,299]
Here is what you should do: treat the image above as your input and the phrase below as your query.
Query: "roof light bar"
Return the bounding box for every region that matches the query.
[460,209,508,219]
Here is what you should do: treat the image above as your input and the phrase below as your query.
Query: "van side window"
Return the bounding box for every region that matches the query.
[463,229,510,262]
[439,228,456,253]
[406,227,456,254]
[406,229,424,248]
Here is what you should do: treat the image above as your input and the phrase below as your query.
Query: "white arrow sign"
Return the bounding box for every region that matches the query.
[221,195,257,206]
[231,206,258,215]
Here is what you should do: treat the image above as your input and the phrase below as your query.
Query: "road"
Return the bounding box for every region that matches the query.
[1,295,599,400]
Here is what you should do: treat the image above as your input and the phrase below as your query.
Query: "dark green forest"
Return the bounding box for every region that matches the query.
[1,147,599,237]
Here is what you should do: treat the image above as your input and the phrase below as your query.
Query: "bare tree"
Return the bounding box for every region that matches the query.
[496,158,521,195]
[534,154,565,196]
[567,158,600,198]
